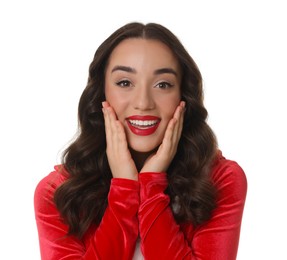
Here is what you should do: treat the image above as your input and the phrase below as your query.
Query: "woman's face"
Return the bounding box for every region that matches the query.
[105,38,181,153]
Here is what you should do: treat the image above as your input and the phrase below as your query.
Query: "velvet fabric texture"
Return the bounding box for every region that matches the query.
[34,152,247,259]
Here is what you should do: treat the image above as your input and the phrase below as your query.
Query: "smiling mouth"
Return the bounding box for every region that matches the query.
[128,119,159,128]
[126,116,161,136]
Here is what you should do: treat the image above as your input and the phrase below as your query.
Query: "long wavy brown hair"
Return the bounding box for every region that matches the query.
[54,22,218,239]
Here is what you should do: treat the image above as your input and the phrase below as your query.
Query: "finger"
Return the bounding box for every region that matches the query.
[106,106,128,150]
[103,103,121,149]
[102,106,111,141]
[161,117,177,152]
[175,101,185,141]
[161,102,182,147]
[106,106,118,134]
[102,101,115,133]
[164,102,185,153]
[102,101,109,108]
[170,104,183,144]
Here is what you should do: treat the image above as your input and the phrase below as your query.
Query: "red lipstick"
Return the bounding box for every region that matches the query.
[126,115,161,136]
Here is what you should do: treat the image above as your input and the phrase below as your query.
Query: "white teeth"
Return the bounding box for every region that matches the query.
[129,120,158,127]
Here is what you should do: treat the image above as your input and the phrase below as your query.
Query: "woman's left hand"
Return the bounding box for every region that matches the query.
[140,101,185,173]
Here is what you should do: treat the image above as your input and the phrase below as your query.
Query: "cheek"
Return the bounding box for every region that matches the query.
[160,95,181,119]
[105,87,129,120]
[105,83,120,105]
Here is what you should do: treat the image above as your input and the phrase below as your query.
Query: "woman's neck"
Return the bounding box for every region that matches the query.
[130,149,154,172]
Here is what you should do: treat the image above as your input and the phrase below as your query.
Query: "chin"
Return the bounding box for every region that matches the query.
[128,140,160,154]
[129,145,157,153]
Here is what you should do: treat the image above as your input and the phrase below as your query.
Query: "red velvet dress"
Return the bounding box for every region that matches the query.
[34,152,247,259]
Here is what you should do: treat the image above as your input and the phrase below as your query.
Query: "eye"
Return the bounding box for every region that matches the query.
[155,81,173,89]
[116,80,132,88]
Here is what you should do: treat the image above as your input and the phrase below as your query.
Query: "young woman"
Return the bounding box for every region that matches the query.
[34,22,247,260]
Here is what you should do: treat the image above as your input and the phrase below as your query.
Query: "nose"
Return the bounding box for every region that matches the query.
[133,85,155,111]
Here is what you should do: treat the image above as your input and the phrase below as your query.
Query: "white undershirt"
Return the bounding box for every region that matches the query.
[132,238,144,260]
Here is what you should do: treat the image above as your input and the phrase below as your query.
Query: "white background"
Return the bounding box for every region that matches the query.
[1,0,286,259]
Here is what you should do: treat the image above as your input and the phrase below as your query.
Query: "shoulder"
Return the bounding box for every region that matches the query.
[34,165,69,212]
[211,151,247,200]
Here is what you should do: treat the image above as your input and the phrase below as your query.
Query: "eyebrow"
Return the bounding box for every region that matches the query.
[111,65,136,73]
[111,65,178,77]
[154,68,178,76]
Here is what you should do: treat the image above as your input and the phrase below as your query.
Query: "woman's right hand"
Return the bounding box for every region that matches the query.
[102,101,138,181]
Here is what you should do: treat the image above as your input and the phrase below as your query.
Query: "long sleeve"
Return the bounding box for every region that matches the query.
[34,168,140,260]
[138,158,247,260]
